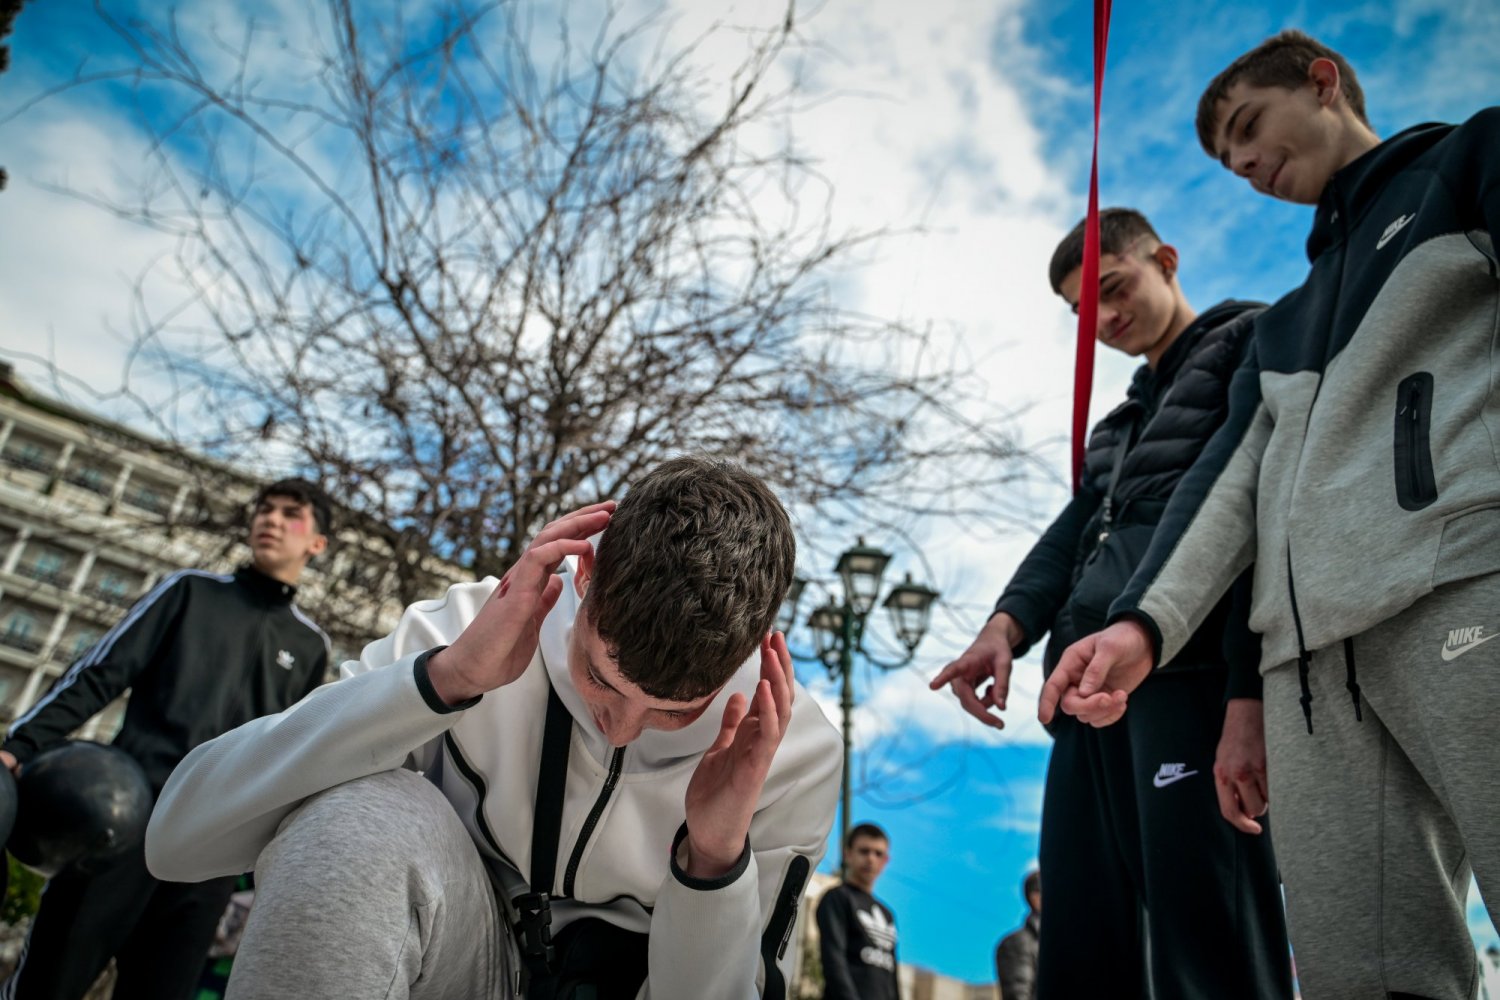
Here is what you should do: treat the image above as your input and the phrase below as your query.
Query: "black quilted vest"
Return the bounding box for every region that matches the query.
[1051,299,1263,670]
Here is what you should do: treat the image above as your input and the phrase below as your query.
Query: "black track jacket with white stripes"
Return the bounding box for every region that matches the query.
[3,565,330,791]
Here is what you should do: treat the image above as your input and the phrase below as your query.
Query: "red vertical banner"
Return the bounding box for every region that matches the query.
[1072,0,1113,492]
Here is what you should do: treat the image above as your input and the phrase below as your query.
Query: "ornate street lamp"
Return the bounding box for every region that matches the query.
[834,538,892,617]
[778,541,939,876]
[882,573,940,653]
[775,576,807,636]
[807,602,848,671]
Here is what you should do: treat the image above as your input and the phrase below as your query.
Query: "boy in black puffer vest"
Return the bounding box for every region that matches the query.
[933,209,1292,999]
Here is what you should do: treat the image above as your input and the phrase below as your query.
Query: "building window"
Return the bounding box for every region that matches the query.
[1,611,41,653]
[125,483,170,516]
[21,550,69,588]
[92,570,136,608]
[65,465,110,495]
[4,441,52,474]
[64,630,101,660]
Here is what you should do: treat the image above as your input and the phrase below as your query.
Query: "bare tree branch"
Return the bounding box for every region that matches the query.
[23,0,1036,624]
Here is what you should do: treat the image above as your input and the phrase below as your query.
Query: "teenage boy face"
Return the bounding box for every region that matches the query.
[1058,244,1180,364]
[565,559,718,746]
[249,495,327,573]
[843,834,889,890]
[1210,74,1348,205]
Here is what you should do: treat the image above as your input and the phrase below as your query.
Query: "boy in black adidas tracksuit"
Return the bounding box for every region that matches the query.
[817,823,901,1000]
[0,479,333,1000]
[934,210,1292,999]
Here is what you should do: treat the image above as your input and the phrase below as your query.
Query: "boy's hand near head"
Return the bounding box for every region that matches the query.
[428,502,616,706]
[682,631,797,879]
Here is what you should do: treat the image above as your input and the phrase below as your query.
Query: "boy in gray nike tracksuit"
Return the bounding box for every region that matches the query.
[1040,31,1500,1000]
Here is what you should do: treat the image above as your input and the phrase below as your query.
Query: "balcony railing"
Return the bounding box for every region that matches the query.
[63,469,111,495]
[124,489,172,516]
[0,632,43,654]
[2,451,55,474]
[15,564,73,589]
[87,584,137,609]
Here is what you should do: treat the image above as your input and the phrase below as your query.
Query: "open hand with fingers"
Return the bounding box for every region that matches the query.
[1037,619,1155,727]
[427,501,616,706]
[929,612,1023,729]
[682,632,796,879]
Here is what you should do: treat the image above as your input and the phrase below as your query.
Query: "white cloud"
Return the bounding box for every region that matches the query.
[979,777,1045,834]
[2,0,1133,696]
[2,0,1107,619]
[2,117,188,396]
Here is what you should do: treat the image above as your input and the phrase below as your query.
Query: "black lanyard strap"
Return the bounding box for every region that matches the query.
[514,681,573,982]
[532,683,572,890]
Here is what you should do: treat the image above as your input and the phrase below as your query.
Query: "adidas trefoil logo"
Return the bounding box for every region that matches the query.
[277,649,296,670]
[856,906,898,950]
[1440,626,1498,662]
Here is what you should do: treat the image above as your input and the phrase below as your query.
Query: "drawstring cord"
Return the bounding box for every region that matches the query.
[1295,639,1366,737]
[1297,649,1314,735]
[1343,637,1363,721]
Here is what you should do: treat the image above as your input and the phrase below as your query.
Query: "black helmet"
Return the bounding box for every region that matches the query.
[7,742,152,878]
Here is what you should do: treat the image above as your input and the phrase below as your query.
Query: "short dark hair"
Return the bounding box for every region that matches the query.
[253,478,333,536]
[845,822,888,849]
[1022,870,1041,899]
[1196,30,1368,156]
[1048,208,1162,295]
[585,457,795,701]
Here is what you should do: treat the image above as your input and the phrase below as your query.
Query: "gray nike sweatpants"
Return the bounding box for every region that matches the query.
[225,768,511,1000]
[1264,572,1500,1000]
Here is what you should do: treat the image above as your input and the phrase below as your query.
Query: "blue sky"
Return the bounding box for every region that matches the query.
[4,0,1500,986]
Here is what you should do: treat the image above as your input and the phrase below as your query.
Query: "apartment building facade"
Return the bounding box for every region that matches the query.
[0,364,469,737]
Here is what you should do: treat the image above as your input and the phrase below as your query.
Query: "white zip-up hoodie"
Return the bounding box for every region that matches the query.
[146,565,842,999]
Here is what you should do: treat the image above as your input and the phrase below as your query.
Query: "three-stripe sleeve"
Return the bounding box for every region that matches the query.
[2,572,195,765]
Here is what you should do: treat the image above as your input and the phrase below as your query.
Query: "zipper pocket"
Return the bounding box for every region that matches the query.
[1394,372,1437,511]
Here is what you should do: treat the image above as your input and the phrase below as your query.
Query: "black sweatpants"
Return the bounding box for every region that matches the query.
[1035,668,1293,1000]
[2,841,235,1000]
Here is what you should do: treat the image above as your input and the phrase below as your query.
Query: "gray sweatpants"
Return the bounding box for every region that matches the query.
[226,769,511,1000]
[1265,572,1500,1000]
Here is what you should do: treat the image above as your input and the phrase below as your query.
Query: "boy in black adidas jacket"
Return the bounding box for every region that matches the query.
[933,209,1291,999]
[0,478,333,1000]
[1042,31,1500,998]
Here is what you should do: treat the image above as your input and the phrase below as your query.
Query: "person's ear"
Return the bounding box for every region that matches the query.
[1309,57,1341,108]
[308,533,329,559]
[573,544,594,599]
[1153,244,1180,281]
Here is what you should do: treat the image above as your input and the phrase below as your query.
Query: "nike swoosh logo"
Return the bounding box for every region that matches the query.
[1152,769,1198,788]
[1376,214,1414,249]
[1440,633,1499,661]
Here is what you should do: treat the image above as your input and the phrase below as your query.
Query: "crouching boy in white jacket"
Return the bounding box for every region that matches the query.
[146,458,842,1000]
